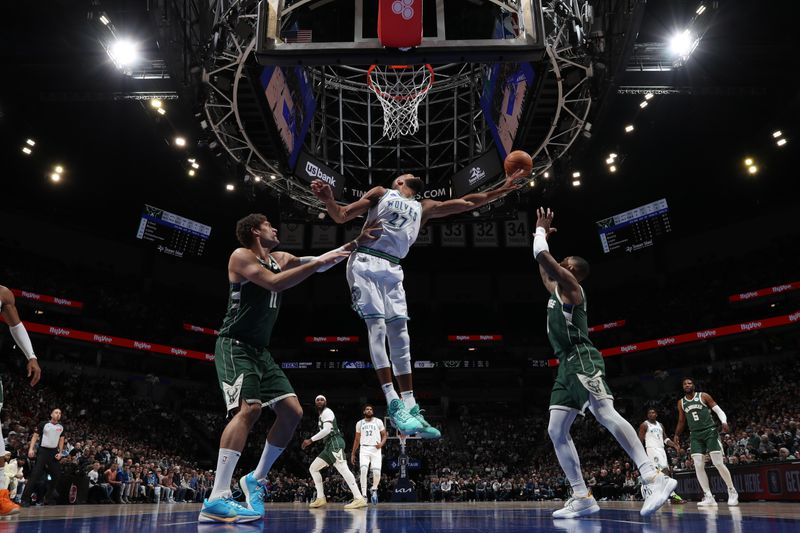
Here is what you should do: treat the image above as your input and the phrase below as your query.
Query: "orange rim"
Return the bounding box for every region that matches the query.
[367,64,435,102]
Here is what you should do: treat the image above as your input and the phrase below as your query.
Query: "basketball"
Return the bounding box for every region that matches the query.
[504,150,533,176]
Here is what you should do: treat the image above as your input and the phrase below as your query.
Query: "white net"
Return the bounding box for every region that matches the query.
[367,64,434,140]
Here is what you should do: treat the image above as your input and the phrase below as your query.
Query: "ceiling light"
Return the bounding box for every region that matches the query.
[572,171,581,178]
[669,29,699,60]
[644,93,654,101]
[50,173,61,182]
[99,14,110,25]
[226,183,235,191]
[22,147,32,155]
[254,176,262,182]
[26,139,36,146]
[150,99,162,109]
[543,171,550,178]
[188,158,196,163]
[777,138,787,147]
[467,347,476,352]
[156,107,166,115]
[696,5,706,15]
[109,39,139,68]
[572,180,581,187]
[191,162,199,169]
[269,174,277,180]
[605,157,614,165]
[174,137,187,147]
[744,158,753,166]
[188,170,196,177]
[748,165,758,175]
[772,130,782,138]
[528,180,536,187]
[54,165,63,174]
[609,165,617,173]
[609,152,618,159]
[625,125,634,133]
[639,101,648,109]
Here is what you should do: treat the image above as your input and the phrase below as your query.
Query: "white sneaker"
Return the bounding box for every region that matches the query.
[640,473,678,517]
[697,492,718,507]
[552,493,600,519]
[727,488,739,506]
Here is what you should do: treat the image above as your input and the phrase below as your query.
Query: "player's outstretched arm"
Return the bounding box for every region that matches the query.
[702,392,729,433]
[351,428,361,466]
[311,180,385,223]
[673,399,686,445]
[0,286,42,386]
[278,221,383,271]
[231,247,349,293]
[532,208,581,302]
[420,169,526,223]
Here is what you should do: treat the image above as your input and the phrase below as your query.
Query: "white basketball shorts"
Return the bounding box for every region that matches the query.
[646,447,669,470]
[346,253,408,322]
[359,447,382,470]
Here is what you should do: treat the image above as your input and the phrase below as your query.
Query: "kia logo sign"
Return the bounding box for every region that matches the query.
[296,151,345,200]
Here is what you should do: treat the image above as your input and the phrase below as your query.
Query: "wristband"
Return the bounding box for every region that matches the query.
[533,227,549,258]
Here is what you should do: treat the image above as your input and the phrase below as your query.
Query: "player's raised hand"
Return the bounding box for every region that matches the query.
[535,207,557,239]
[310,179,333,201]
[315,247,351,270]
[504,168,530,189]
[27,358,41,387]
[355,220,384,246]
[721,422,729,434]
[302,438,313,450]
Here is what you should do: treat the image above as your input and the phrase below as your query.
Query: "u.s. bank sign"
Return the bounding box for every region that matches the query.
[295,150,346,199]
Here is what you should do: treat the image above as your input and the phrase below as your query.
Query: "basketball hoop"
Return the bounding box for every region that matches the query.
[367,64,434,139]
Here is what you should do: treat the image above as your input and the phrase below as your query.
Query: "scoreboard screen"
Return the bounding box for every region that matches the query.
[135,205,212,258]
[597,198,672,254]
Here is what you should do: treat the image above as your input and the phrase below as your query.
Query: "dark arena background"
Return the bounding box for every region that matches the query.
[1,0,799,532]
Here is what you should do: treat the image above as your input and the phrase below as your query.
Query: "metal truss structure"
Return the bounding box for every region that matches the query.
[202,0,597,212]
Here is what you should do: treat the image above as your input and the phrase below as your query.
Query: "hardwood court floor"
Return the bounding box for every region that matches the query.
[3,501,799,532]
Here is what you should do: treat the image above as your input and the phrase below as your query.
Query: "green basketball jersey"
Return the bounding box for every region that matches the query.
[681,393,716,432]
[546,286,596,360]
[218,255,282,348]
[319,408,343,445]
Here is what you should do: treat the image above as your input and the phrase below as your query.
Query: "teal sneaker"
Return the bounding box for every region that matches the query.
[199,497,262,523]
[409,404,441,439]
[239,471,267,516]
[388,399,424,434]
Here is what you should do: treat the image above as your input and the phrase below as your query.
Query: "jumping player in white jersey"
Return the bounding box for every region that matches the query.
[311,171,524,437]
[350,404,387,503]
[638,408,683,503]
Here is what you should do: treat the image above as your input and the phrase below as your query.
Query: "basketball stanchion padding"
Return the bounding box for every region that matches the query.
[378,0,423,49]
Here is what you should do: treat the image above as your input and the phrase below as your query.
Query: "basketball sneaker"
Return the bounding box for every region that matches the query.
[697,492,718,507]
[370,489,378,505]
[640,473,678,517]
[309,496,327,508]
[409,404,441,439]
[344,497,368,509]
[552,492,599,518]
[239,471,267,517]
[727,488,739,506]
[388,399,423,434]
[199,497,262,523]
[0,489,20,516]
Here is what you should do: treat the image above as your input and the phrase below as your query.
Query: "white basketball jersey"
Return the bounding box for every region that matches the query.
[362,189,422,259]
[644,420,665,450]
[355,418,385,446]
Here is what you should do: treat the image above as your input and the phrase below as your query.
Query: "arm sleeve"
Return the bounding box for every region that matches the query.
[9,322,36,359]
[311,409,335,442]
[711,405,728,424]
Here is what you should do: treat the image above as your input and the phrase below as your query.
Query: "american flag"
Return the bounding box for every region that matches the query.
[282,29,313,43]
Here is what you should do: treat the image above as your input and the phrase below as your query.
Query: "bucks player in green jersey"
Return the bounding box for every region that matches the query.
[302,395,367,509]
[673,377,738,506]
[200,214,379,524]
[533,208,676,518]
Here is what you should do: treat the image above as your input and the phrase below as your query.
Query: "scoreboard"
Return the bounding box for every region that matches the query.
[135,205,212,258]
[597,198,672,254]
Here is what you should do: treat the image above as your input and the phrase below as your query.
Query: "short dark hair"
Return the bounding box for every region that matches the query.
[363,404,374,412]
[569,256,590,280]
[405,176,424,195]
[236,214,267,247]
[682,377,694,385]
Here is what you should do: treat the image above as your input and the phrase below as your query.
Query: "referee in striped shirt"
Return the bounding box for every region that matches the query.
[21,408,65,506]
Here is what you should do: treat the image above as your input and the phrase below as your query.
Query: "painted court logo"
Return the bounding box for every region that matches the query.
[392,0,415,20]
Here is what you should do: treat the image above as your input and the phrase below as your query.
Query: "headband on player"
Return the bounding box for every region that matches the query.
[315,395,326,402]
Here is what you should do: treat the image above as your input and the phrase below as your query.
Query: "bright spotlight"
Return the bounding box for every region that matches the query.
[254,176,262,182]
[572,180,581,187]
[772,130,782,138]
[191,162,200,169]
[156,108,166,116]
[109,39,139,68]
[609,165,617,173]
[543,171,550,178]
[269,174,277,180]
[639,101,648,109]
[572,171,581,178]
[22,147,32,155]
[54,165,63,174]
[696,4,706,15]
[669,29,697,59]
[644,93,654,101]
[226,183,235,191]
[26,139,36,146]
[777,138,787,147]
[188,169,196,177]
[748,165,758,175]
[150,99,162,109]
[625,125,634,133]
[528,180,536,187]
[605,157,614,165]
[744,158,753,166]
[99,14,110,25]
[50,173,61,182]
[174,137,187,147]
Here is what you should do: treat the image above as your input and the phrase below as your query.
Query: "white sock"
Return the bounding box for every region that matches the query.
[310,458,327,499]
[400,390,416,410]
[710,452,735,490]
[693,454,712,494]
[253,441,285,481]
[360,465,369,497]
[382,382,400,404]
[334,461,363,500]
[548,409,588,498]
[209,448,240,501]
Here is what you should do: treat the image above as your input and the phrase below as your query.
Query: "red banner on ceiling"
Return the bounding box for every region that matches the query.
[728,281,800,302]
[588,320,626,333]
[10,288,84,310]
[447,335,504,342]
[304,336,360,343]
[3,318,215,362]
[549,310,800,366]
[182,323,220,336]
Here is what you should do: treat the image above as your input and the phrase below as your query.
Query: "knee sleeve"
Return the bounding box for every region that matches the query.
[366,319,390,370]
[386,319,411,376]
[709,451,725,467]
[548,409,576,445]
